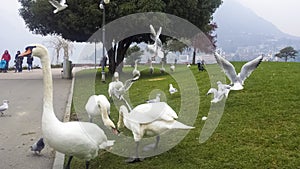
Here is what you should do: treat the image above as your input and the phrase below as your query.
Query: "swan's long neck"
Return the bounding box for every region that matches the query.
[117,106,128,128]
[40,48,60,126]
[99,103,115,128]
[134,62,137,69]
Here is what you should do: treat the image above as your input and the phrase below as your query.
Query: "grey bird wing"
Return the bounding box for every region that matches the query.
[49,0,61,7]
[214,52,238,84]
[239,55,263,83]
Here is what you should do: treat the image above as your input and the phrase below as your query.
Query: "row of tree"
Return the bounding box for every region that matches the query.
[18,0,222,73]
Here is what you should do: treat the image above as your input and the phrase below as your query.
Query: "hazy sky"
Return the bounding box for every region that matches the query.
[238,0,300,37]
[0,0,299,63]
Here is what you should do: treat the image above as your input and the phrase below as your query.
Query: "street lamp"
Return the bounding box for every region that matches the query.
[99,0,110,82]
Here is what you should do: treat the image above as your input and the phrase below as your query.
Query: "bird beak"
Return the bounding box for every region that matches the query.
[112,127,120,135]
[20,48,32,57]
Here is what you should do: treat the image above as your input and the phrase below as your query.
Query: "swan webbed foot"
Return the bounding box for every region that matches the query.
[125,157,143,163]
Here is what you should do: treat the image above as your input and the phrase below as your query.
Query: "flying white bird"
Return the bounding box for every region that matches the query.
[147,24,163,58]
[31,138,45,154]
[169,84,178,95]
[146,93,161,103]
[214,52,263,90]
[0,100,9,115]
[206,81,231,103]
[48,0,68,14]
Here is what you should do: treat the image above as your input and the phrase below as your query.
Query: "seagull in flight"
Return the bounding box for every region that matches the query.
[31,138,45,154]
[206,81,231,103]
[0,100,9,115]
[214,52,263,90]
[48,0,68,14]
[148,24,163,58]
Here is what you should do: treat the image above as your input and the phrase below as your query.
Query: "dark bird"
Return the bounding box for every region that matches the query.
[31,138,45,154]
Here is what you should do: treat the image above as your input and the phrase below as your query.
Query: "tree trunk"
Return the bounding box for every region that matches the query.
[108,38,132,74]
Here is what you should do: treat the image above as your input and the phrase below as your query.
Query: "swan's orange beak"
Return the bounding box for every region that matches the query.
[20,48,32,57]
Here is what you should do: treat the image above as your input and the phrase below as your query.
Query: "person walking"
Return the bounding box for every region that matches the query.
[1,50,11,73]
[14,51,23,73]
[27,55,34,71]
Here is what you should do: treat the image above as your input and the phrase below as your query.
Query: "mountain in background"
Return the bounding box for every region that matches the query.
[214,0,300,61]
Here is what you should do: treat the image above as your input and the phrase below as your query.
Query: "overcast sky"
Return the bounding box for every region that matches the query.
[238,0,300,37]
[0,0,299,63]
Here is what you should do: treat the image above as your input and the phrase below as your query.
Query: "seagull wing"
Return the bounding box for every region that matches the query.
[60,0,66,5]
[239,55,263,83]
[49,0,61,7]
[149,24,157,37]
[214,52,238,84]
[156,27,162,38]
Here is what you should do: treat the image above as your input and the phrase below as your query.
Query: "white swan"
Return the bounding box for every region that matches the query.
[20,44,114,169]
[206,81,231,103]
[108,72,124,98]
[117,102,194,162]
[169,84,178,95]
[214,52,263,90]
[85,95,119,134]
[132,60,140,78]
[48,0,68,14]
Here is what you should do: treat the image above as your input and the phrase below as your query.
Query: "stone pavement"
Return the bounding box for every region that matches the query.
[0,68,74,169]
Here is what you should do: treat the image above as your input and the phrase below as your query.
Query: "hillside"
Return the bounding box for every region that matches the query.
[214,0,300,59]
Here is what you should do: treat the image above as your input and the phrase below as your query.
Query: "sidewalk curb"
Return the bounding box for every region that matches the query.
[52,73,76,169]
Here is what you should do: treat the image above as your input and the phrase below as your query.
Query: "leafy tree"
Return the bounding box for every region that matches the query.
[275,46,298,62]
[18,0,222,73]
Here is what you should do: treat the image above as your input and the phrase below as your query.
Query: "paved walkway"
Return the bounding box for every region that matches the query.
[0,68,73,169]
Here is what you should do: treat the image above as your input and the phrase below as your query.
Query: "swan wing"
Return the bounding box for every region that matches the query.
[239,55,263,83]
[127,102,177,124]
[214,52,238,84]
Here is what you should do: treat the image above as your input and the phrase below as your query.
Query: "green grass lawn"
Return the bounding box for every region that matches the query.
[69,62,300,169]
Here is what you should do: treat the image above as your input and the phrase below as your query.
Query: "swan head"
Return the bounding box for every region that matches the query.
[97,102,119,135]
